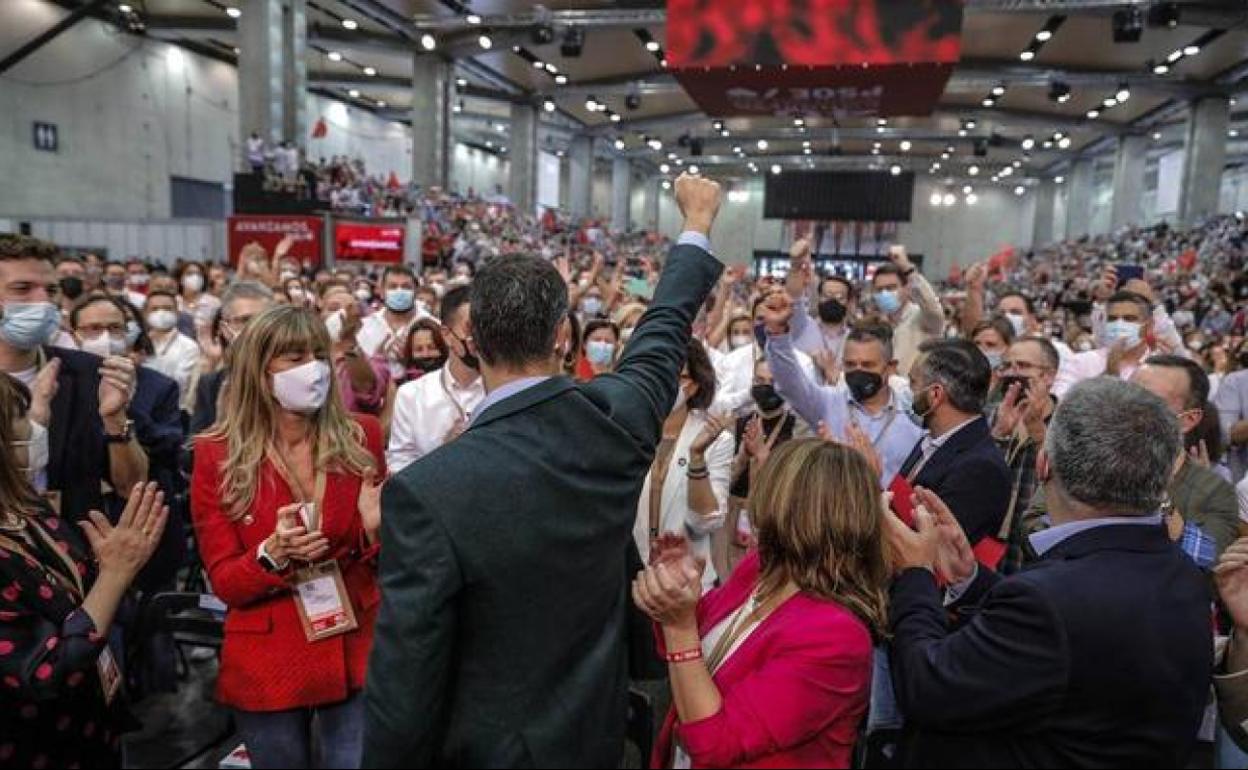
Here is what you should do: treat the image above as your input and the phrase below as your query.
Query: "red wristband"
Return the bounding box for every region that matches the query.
[665,647,704,664]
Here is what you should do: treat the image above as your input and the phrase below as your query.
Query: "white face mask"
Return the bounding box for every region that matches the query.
[1005,312,1028,338]
[272,359,332,414]
[79,332,127,358]
[14,420,49,483]
[182,273,205,293]
[147,310,178,332]
[729,334,753,350]
[325,309,345,343]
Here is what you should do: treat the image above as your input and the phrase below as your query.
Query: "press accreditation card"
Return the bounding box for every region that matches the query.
[293,560,358,643]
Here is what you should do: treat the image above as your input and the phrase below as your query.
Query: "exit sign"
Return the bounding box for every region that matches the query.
[33,122,58,152]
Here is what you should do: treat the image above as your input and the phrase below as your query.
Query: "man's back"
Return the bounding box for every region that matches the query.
[891,524,1213,768]
[364,240,724,768]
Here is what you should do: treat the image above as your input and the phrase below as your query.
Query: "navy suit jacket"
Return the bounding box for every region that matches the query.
[889,523,1213,769]
[44,346,108,523]
[364,243,724,769]
[901,416,1012,545]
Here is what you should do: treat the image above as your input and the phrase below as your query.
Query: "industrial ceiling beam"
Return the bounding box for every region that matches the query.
[412,8,667,32]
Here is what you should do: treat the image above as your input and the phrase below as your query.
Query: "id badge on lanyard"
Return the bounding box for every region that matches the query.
[275,463,360,643]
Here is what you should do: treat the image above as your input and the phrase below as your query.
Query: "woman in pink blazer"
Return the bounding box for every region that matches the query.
[634,439,891,769]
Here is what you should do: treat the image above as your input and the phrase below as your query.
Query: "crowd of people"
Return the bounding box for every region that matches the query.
[6,173,1248,768]
[246,133,417,217]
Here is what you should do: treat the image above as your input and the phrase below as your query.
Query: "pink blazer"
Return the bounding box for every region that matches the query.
[651,552,873,769]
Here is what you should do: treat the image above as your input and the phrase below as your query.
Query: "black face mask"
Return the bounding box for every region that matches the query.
[59,276,84,301]
[751,383,785,413]
[818,298,847,325]
[845,370,884,403]
[409,355,446,374]
[451,331,479,370]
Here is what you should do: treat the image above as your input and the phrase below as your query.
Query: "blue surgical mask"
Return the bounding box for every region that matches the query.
[876,290,902,315]
[385,288,415,313]
[0,302,61,350]
[984,351,1004,371]
[582,298,604,317]
[1102,320,1142,349]
[586,340,616,366]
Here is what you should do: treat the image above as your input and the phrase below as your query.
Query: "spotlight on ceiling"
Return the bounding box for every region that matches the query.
[1148,2,1180,29]
[625,93,641,111]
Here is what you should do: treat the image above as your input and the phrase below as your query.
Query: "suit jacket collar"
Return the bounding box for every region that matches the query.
[1040,520,1173,562]
[468,376,577,430]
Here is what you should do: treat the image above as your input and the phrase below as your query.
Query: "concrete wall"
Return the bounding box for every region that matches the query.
[0,216,226,265]
[449,144,508,198]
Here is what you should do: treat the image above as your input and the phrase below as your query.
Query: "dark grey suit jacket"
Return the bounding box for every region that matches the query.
[364,243,723,769]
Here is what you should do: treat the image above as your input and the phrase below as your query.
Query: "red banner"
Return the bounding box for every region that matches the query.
[334,221,406,264]
[227,215,323,268]
[666,0,963,118]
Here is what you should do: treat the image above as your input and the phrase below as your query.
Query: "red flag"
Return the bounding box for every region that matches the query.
[311,117,328,139]
[1179,248,1197,272]
[387,172,401,190]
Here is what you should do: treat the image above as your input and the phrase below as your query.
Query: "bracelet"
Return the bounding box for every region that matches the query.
[686,470,709,480]
[665,647,704,664]
[686,464,708,474]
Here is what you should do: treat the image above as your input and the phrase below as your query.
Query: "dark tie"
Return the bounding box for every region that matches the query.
[899,439,925,480]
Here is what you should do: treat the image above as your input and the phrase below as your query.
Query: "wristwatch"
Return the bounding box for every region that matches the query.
[257,540,290,573]
[103,419,134,444]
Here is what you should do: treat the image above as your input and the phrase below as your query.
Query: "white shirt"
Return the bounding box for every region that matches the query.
[357,309,433,380]
[386,365,485,474]
[632,408,734,591]
[145,330,201,410]
[710,342,820,415]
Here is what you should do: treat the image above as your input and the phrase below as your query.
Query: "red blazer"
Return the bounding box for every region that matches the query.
[190,415,386,712]
[652,552,873,769]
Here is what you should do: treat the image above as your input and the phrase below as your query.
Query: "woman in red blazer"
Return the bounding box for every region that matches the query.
[634,439,890,769]
[191,306,384,769]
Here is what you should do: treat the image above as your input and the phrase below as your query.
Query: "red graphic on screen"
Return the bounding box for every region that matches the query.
[228,215,323,268]
[334,221,406,264]
[667,0,964,118]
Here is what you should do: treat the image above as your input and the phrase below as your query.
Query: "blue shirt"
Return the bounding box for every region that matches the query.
[1029,513,1165,556]
[766,331,922,484]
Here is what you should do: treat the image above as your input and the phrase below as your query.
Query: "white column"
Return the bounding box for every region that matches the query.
[508,102,538,216]
[569,136,593,220]
[1110,133,1148,230]
[238,0,286,148]
[611,157,631,232]
[282,0,307,144]
[1032,179,1057,247]
[1179,97,1230,226]
[410,54,453,191]
[1066,158,1095,240]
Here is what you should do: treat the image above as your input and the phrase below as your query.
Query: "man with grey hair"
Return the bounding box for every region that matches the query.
[189,280,275,435]
[884,377,1214,768]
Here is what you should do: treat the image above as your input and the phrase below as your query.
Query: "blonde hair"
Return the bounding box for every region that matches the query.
[202,305,375,520]
[750,439,891,639]
[0,375,43,524]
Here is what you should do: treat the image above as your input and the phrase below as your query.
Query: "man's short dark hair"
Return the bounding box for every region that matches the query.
[440,285,472,326]
[998,290,1036,316]
[872,263,904,285]
[470,255,569,369]
[145,290,178,306]
[917,338,992,414]
[1016,336,1061,371]
[69,293,128,329]
[846,322,894,362]
[686,338,717,411]
[820,275,856,302]
[1145,354,1210,410]
[382,265,417,284]
[0,234,59,264]
[1107,290,1152,315]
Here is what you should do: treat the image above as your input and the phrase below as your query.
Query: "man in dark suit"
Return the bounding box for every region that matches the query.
[885,377,1213,768]
[0,234,148,522]
[187,280,275,437]
[364,174,726,769]
[900,338,1011,545]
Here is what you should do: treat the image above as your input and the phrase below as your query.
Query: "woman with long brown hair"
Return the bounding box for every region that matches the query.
[190,305,385,769]
[0,373,167,769]
[634,439,889,769]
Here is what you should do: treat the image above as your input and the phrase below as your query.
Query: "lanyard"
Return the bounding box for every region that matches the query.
[268,448,328,531]
[705,584,798,674]
[851,403,901,449]
[439,367,471,422]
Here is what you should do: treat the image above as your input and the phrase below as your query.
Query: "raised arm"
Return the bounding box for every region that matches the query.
[585,174,726,449]
[760,292,842,429]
